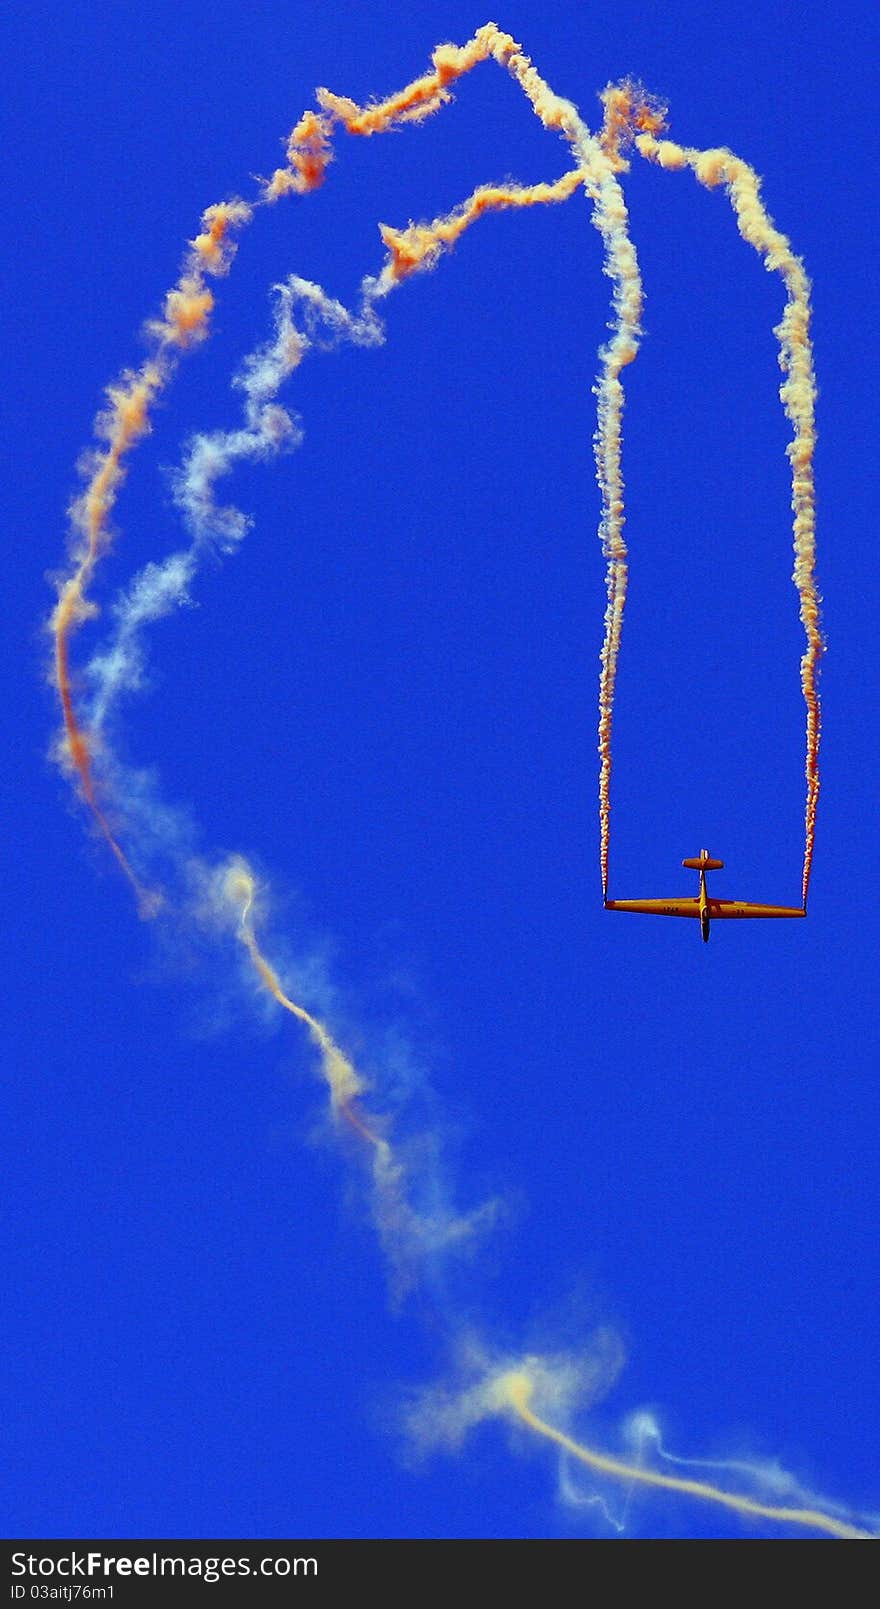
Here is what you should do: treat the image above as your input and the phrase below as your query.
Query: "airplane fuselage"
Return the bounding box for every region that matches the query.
[699,868,711,944]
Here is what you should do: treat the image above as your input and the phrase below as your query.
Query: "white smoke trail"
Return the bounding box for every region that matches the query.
[87,278,385,734]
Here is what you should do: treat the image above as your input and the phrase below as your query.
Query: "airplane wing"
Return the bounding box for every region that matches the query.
[604,898,701,917]
[707,900,805,919]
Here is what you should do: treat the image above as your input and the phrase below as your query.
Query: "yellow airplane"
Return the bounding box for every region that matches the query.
[604,849,806,943]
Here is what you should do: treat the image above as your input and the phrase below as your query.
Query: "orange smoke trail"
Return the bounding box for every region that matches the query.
[266,22,584,204]
[626,116,821,909]
[59,29,817,918]
[57,27,645,909]
[52,361,166,909]
[501,1371,871,1539]
[311,27,652,899]
[263,110,335,200]
[377,169,584,283]
[50,200,253,906]
[54,99,339,892]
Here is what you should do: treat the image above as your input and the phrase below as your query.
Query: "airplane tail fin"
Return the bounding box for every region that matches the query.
[682,854,724,871]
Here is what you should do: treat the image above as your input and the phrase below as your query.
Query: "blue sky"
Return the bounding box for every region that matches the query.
[3,0,878,1539]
